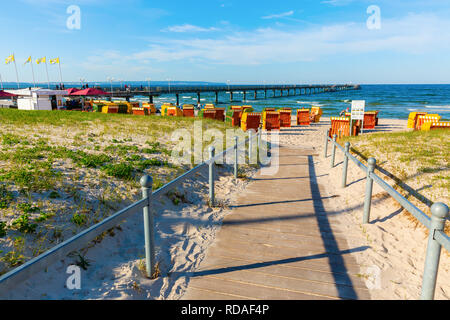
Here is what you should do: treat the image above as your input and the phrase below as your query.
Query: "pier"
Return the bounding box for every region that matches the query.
[102,84,360,105]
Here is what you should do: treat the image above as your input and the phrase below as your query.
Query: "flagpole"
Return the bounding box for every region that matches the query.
[30,57,36,88]
[58,58,63,87]
[0,73,3,90]
[44,59,50,89]
[12,54,20,89]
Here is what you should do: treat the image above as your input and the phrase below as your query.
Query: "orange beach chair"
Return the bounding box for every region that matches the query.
[296,109,310,126]
[263,111,281,131]
[241,112,261,132]
[279,108,292,128]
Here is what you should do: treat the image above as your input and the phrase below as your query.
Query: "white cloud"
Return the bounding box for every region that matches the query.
[84,13,450,68]
[321,0,355,6]
[262,10,294,19]
[163,24,219,33]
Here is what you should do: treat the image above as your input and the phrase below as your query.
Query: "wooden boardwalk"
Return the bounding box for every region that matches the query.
[182,145,371,300]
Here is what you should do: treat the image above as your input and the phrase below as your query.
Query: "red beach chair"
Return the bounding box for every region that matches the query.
[263,111,281,131]
[241,112,261,132]
[296,109,310,126]
[363,112,377,129]
[214,108,226,122]
[182,105,195,117]
[203,110,216,120]
[132,107,147,116]
[279,108,292,128]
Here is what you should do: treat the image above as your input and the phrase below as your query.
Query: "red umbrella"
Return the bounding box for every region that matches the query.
[0,90,16,98]
[70,88,110,96]
[66,88,80,95]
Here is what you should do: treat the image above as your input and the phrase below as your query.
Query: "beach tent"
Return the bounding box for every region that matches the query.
[69,88,110,111]
[0,90,16,108]
[65,88,80,95]
[0,90,16,98]
[70,88,109,96]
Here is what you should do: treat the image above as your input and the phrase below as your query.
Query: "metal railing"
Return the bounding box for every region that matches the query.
[325,131,450,300]
[0,131,262,291]
[97,84,359,96]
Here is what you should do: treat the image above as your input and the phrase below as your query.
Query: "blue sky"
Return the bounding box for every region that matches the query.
[1,0,450,84]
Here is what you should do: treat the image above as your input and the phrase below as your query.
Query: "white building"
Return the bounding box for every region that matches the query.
[5,88,67,111]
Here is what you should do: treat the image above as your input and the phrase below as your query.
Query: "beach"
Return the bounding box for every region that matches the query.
[279,117,450,300]
[2,115,448,300]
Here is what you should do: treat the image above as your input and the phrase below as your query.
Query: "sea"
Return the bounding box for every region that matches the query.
[3,83,450,120]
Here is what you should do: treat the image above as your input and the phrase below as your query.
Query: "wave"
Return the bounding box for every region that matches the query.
[296,101,321,105]
[424,105,450,109]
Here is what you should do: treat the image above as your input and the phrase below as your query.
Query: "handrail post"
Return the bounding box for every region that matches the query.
[140,175,155,278]
[330,134,337,168]
[324,129,330,158]
[249,130,253,164]
[363,158,376,224]
[209,146,215,206]
[257,130,261,164]
[234,136,238,179]
[342,142,350,188]
[421,202,449,300]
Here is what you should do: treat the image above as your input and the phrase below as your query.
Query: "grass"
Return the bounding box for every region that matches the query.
[0,108,236,275]
[340,128,449,233]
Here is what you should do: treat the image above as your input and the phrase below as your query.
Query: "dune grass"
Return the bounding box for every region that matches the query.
[340,128,449,232]
[0,109,241,275]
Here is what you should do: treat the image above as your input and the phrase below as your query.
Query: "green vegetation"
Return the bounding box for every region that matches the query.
[11,214,37,233]
[0,108,236,275]
[0,185,14,209]
[341,128,449,232]
[71,213,88,226]
[0,222,7,237]
[102,163,134,180]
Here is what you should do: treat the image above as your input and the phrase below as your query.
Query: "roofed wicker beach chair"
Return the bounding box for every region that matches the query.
[182,104,195,117]
[407,111,428,129]
[226,106,243,127]
[310,106,323,123]
[415,114,441,130]
[167,105,183,117]
[420,120,449,131]
[142,103,156,115]
[296,109,310,126]
[330,117,353,138]
[279,108,292,128]
[363,111,378,129]
[263,110,280,131]
[241,112,261,132]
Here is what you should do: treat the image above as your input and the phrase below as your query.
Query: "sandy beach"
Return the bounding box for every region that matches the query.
[2,116,449,300]
[1,163,256,299]
[279,117,449,300]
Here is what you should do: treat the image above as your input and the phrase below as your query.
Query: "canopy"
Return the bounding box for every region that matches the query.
[66,88,80,95]
[0,90,16,98]
[5,88,67,96]
[70,88,109,96]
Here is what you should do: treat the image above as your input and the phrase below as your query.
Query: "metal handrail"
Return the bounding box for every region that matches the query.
[0,131,259,292]
[434,231,450,252]
[0,199,147,290]
[324,132,449,300]
[370,172,431,229]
